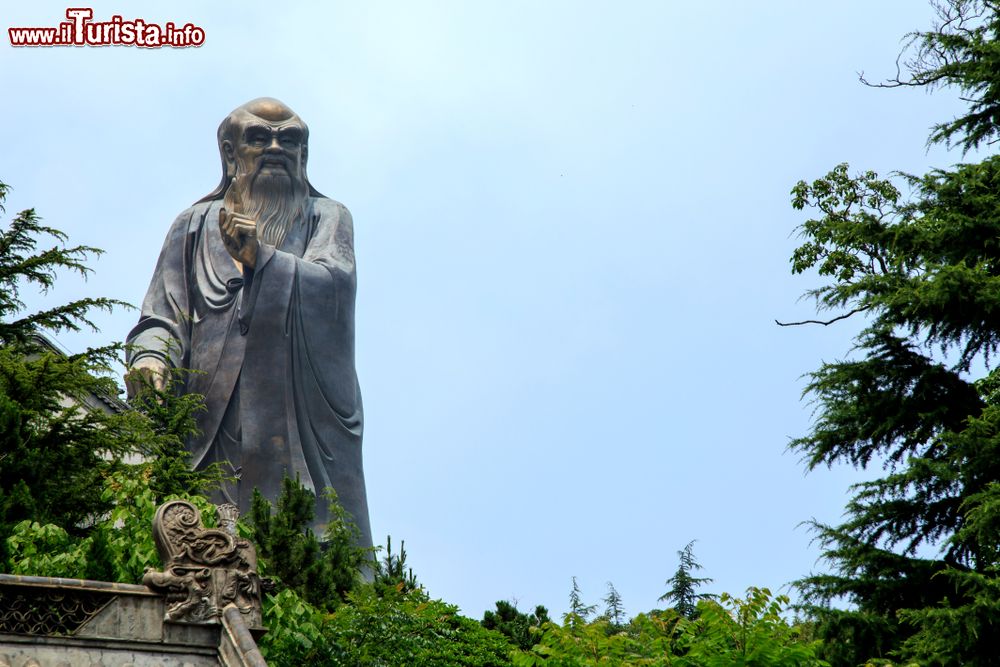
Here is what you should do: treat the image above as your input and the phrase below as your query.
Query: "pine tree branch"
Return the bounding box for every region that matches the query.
[775,306,869,327]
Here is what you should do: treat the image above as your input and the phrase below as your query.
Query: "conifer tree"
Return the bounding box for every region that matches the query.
[602,581,626,630]
[0,180,216,575]
[659,540,714,620]
[249,477,369,609]
[566,576,598,631]
[0,182,124,556]
[787,3,1000,663]
[372,534,419,594]
[481,599,550,650]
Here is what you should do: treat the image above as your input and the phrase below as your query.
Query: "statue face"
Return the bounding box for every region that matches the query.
[220,102,312,248]
[230,118,307,185]
[206,98,315,205]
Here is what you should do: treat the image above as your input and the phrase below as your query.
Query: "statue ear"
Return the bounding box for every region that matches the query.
[302,143,308,167]
[222,140,236,178]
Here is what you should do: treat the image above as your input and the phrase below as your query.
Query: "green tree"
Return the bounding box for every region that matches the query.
[566,577,598,631]
[602,581,627,631]
[249,476,369,610]
[325,585,514,666]
[371,533,420,594]
[515,588,825,667]
[660,541,714,620]
[0,180,217,578]
[259,577,515,666]
[0,180,126,564]
[786,3,1000,664]
[0,182,124,347]
[124,365,220,503]
[675,588,828,667]
[483,600,551,651]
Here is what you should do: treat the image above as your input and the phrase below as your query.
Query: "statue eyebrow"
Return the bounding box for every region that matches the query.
[243,124,303,142]
[243,124,271,138]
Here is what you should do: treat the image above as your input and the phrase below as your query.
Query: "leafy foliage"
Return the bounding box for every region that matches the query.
[5,463,218,584]
[515,615,668,667]
[675,589,828,667]
[325,585,514,666]
[258,588,339,664]
[516,588,825,667]
[260,584,515,666]
[6,520,91,579]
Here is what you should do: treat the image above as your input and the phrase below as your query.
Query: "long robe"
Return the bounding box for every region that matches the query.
[127,196,371,547]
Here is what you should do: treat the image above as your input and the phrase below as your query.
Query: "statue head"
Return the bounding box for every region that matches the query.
[197,97,324,204]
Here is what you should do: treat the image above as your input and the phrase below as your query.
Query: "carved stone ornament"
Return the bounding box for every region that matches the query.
[142,500,265,628]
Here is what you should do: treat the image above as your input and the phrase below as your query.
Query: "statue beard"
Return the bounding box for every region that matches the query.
[225,163,308,249]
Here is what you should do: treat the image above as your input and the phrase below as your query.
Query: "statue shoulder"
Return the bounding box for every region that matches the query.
[185,200,219,224]
[308,197,356,268]
[310,197,353,228]
[168,200,217,236]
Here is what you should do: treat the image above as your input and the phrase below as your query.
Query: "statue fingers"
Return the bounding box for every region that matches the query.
[125,359,169,399]
[233,221,257,242]
[228,212,256,228]
[220,208,241,238]
[219,209,234,243]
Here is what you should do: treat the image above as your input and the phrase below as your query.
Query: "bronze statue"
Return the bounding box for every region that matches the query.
[126,98,371,547]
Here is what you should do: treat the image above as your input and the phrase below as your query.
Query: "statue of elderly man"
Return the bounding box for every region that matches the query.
[126,98,371,547]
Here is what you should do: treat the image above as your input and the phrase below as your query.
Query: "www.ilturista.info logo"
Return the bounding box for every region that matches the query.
[8,8,205,48]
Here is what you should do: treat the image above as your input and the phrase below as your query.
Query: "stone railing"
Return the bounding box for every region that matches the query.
[0,501,268,667]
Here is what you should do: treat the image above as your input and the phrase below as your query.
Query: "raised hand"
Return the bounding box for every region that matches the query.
[219,206,259,270]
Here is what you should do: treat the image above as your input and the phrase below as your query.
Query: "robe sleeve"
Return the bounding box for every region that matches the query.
[233,198,369,546]
[125,208,196,369]
[237,199,357,348]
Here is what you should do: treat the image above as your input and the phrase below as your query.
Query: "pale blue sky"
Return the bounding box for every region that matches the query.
[0,1,969,619]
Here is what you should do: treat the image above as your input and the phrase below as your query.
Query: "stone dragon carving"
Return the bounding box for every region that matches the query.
[142,500,266,628]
